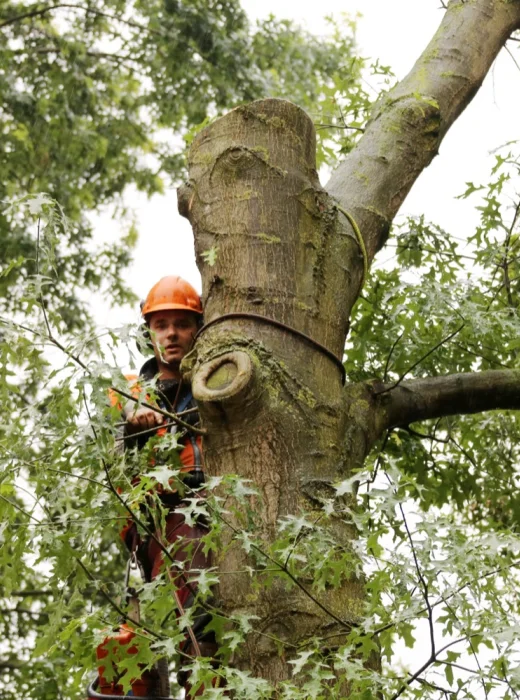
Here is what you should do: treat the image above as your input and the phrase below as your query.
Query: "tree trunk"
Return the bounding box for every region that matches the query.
[179,99,365,684]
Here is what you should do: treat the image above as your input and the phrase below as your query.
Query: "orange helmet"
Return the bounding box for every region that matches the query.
[141,276,202,318]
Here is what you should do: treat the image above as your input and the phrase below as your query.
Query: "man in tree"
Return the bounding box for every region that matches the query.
[116,275,215,696]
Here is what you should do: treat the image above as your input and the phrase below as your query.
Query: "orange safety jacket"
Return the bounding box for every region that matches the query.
[110,358,204,549]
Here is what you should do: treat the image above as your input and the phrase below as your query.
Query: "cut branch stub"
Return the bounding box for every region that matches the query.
[179,98,363,365]
[192,350,253,406]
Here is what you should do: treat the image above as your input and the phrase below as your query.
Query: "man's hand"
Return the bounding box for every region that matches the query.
[124,403,165,435]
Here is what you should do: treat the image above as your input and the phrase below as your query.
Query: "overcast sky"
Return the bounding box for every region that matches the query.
[96,0,519,331]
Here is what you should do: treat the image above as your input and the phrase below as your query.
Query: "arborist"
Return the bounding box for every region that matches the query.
[95,275,217,698]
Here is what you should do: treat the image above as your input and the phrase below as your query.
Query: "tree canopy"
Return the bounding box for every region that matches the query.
[0,0,360,330]
[1,1,520,699]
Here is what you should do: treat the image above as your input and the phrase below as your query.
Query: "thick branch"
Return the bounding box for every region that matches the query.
[379,369,520,431]
[327,0,520,260]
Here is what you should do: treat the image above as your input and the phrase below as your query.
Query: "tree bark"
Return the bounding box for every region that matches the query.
[179,99,363,685]
[177,0,520,689]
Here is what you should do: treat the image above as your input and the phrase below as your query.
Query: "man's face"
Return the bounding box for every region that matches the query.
[148,309,199,369]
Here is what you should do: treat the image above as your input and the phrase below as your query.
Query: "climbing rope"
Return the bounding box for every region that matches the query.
[335,205,368,291]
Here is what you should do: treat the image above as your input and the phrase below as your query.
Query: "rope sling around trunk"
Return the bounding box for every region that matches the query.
[195,312,346,385]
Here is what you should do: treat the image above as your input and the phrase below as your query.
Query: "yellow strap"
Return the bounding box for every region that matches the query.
[336,205,368,290]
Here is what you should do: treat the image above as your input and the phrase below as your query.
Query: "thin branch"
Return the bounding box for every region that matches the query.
[43,466,106,489]
[0,3,161,35]
[0,493,41,524]
[389,635,478,700]
[403,425,449,444]
[388,241,477,262]
[374,559,520,638]
[449,340,510,369]
[504,43,520,73]
[443,600,489,700]
[74,558,162,640]
[315,123,364,132]
[0,314,205,435]
[0,607,49,619]
[440,660,518,693]
[109,386,206,435]
[391,473,436,684]
[7,590,54,598]
[383,331,404,383]
[375,323,465,395]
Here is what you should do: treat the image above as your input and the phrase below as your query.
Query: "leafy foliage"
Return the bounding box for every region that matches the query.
[2,4,520,699]
[346,146,520,529]
[0,0,359,331]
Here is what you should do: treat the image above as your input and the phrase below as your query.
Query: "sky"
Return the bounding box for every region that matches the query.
[94,0,519,335]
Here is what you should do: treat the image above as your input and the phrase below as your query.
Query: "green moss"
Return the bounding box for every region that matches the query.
[255,113,286,130]
[423,47,438,62]
[192,152,215,166]
[297,388,317,409]
[353,170,369,184]
[255,232,281,244]
[235,189,258,201]
[251,145,270,161]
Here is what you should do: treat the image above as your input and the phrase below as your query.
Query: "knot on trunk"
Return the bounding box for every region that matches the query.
[192,350,253,406]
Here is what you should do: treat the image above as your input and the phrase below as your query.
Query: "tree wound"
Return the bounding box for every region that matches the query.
[192,350,253,403]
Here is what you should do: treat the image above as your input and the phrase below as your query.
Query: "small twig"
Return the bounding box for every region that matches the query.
[449,340,510,368]
[383,331,404,383]
[374,323,465,395]
[374,560,520,637]
[111,386,206,435]
[36,218,53,340]
[392,474,436,680]
[0,493,41,524]
[315,122,364,132]
[504,44,520,73]
[443,600,488,700]
[115,420,186,443]
[440,660,518,694]
[75,558,162,640]
[2,312,205,436]
[404,426,449,444]
[388,241,476,262]
[389,636,475,700]
[43,466,106,489]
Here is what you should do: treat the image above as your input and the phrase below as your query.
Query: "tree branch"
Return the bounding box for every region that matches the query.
[378,369,520,432]
[327,0,520,262]
[0,3,160,35]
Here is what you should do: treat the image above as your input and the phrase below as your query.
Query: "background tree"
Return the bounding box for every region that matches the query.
[2,0,520,698]
[0,0,359,330]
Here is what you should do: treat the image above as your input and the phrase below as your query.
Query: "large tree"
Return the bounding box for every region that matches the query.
[2,0,520,698]
[177,0,520,694]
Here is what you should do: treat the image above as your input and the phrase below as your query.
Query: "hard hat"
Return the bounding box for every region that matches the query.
[141,276,202,317]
